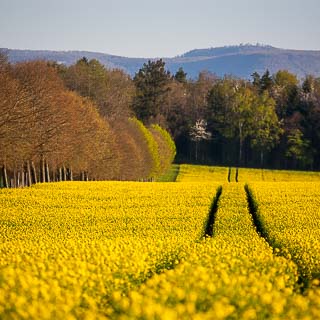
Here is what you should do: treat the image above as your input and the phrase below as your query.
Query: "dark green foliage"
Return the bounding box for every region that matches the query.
[133,59,171,123]
[260,69,274,92]
[171,69,320,170]
[251,72,261,88]
[174,67,187,83]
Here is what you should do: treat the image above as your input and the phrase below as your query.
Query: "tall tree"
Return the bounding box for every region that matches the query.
[260,69,274,93]
[299,75,320,168]
[208,79,281,166]
[232,86,257,166]
[60,58,134,119]
[273,70,299,119]
[250,92,282,167]
[133,59,171,124]
[251,71,261,89]
[188,71,217,121]
[285,128,311,169]
[174,67,187,84]
[189,119,212,161]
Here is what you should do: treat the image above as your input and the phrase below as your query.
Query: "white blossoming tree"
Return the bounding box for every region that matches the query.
[189,119,212,162]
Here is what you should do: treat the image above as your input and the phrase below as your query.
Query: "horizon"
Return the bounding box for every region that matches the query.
[3,43,320,60]
[1,0,320,58]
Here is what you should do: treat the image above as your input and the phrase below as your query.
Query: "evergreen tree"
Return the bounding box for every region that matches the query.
[251,71,261,89]
[174,67,187,83]
[302,75,314,94]
[133,59,171,124]
[260,69,273,92]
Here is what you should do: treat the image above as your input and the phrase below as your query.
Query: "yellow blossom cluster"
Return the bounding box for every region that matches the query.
[108,183,320,319]
[0,181,218,319]
[249,181,320,284]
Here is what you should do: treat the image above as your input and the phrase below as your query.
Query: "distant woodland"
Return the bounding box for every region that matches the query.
[1,52,320,186]
[130,60,320,171]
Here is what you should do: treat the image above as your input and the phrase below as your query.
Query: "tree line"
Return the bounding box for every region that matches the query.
[130,60,320,170]
[0,55,176,187]
[1,52,320,188]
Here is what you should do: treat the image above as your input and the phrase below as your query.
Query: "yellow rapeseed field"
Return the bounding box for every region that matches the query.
[248,182,320,283]
[108,183,320,319]
[1,165,320,319]
[176,164,228,182]
[237,167,320,182]
[0,181,219,319]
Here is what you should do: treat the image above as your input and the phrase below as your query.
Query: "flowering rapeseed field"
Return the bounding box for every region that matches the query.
[248,182,320,284]
[237,167,320,182]
[0,181,218,319]
[108,182,320,319]
[1,165,320,319]
[176,164,228,182]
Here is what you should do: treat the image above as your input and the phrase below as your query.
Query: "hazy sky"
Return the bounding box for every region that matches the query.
[1,0,319,57]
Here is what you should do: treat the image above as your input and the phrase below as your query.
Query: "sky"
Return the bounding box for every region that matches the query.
[1,0,320,58]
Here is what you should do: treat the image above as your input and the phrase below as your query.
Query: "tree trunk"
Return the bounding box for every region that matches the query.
[260,151,264,169]
[40,156,46,183]
[195,142,198,162]
[45,161,50,183]
[24,172,28,187]
[26,161,32,186]
[62,166,67,181]
[31,161,37,184]
[68,168,73,181]
[2,165,8,188]
[58,167,62,181]
[13,169,17,188]
[239,123,243,167]
[17,171,21,188]
[20,166,25,187]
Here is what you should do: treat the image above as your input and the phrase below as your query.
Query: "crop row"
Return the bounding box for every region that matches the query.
[108,183,320,319]
[248,182,320,285]
[0,181,218,319]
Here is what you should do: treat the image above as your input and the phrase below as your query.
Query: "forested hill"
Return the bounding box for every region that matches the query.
[3,44,320,79]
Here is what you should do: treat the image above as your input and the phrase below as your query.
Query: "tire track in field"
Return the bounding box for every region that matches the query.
[151,185,223,274]
[228,167,231,182]
[227,167,238,182]
[204,186,223,236]
[244,184,309,292]
[244,184,269,240]
[112,184,224,295]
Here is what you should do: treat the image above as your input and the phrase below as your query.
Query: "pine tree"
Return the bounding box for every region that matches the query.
[260,69,273,92]
[174,67,187,83]
[133,59,171,123]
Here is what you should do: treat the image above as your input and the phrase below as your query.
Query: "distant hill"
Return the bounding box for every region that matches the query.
[2,44,320,79]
